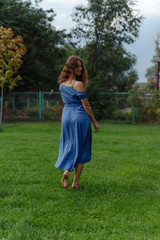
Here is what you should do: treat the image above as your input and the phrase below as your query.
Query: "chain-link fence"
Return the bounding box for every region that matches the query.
[0,91,135,121]
[99,92,136,121]
[0,91,61,120]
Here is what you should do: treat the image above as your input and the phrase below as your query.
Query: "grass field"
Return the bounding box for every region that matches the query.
[0,122,160,240]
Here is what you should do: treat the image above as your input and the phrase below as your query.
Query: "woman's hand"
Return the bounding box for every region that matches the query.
[93,122,99,133]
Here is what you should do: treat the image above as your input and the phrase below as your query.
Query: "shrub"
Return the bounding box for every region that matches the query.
[28,108,38,118]
[128,85,160,123]
[44,105,63,120]
[113,109,132,121]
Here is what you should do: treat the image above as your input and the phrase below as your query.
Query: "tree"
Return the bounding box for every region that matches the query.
[145,33,160,90]
[71,0,143,91]
[0,0,68,92]
[0,26,27,126]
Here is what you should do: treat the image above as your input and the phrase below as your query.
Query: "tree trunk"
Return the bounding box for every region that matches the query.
[0,86,4,127]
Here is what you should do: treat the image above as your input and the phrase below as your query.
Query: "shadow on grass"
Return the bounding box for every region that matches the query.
[75,179,158,199]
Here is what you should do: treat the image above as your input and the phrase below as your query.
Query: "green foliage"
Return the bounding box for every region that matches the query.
[0,0,143,94]
[86,78,132,120]
[0,0,68,91]
[113,109,132,121]
[86,84,116,120]
[72,0,143,92]
[72,0,143,45]
[28,108,38,118]
[128,85,160,122]
[0,27,27,88]
[145,33,160,88]
[0,26,27,126]
[43,106,63,120]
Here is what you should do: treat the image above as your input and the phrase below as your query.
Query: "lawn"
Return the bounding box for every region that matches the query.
[0,122,160,240]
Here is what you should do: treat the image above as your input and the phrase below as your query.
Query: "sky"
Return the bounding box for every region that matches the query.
[35,0,160,83]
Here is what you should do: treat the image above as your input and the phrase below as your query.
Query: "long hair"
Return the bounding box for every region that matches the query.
[58,56,89,88]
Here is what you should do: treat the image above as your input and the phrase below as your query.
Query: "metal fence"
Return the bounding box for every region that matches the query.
[0,91,135,121]
[99,92,135,121]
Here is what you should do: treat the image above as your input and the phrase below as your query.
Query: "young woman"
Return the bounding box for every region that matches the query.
[55,56,99,189]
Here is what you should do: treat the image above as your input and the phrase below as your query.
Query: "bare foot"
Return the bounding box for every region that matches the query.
[72,181,79,189]
[61,170,70,188]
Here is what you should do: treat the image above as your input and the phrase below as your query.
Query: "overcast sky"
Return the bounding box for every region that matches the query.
[36,0,160,83]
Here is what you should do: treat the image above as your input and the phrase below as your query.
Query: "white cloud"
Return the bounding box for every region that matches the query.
[55,25,63,30]
[41,0,87,5]
[56,13,68,19]
[136,0,160,17]
[68,0,87,4]
[38,0,87,29]
[38,0,160,18]
[41,0,64,3]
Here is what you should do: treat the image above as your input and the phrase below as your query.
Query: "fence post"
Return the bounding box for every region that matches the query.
[0,87,3,126]
[39,91,42,119]
[12,96,15,110]
[27,97,29,110]
[36,93,39,116]
[27,97,30,110]
[131,92,136,122]
[42,92,44,119]
[46,100,49,108]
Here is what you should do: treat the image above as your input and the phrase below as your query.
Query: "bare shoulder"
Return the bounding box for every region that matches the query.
[74,81,85,92]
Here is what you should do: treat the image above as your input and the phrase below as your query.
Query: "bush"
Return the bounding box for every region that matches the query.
[4,109,29,118]
[113,109,132,121]
[128,85,160,123]
[28,108,38,118]
[87,85,117,120]
[44,105,63,120]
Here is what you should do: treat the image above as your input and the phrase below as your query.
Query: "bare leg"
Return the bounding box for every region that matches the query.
[61,169,70,188]
[72,164,84,189]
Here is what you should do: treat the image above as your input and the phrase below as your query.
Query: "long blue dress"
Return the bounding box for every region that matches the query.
[55,81,92,172]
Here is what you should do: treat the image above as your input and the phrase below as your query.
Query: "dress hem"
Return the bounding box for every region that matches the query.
[55,158,91,172]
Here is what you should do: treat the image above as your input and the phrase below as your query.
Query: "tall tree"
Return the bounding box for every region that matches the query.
[71,0,143,91]
[0,26,27,126]
[0,0,67,91]
[145,33,160,89]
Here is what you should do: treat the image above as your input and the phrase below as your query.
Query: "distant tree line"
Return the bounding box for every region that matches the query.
[0,0,143,119]
[0,0,143,91]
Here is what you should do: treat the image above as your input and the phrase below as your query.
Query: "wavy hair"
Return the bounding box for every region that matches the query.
[58,56,89,88]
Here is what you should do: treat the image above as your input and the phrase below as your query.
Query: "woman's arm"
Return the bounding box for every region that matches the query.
[81,98,99,132]
[73,81,99,132]
[81,98,96,123]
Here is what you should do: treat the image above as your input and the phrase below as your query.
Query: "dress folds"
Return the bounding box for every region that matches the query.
[55,81,92,172]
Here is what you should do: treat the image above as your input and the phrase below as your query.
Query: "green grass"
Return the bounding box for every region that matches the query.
[0,122,160,240]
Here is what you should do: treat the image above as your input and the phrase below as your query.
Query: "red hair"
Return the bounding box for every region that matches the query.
[58,56,89,88]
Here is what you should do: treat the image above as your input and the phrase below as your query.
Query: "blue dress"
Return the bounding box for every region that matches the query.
[55,81,92,172]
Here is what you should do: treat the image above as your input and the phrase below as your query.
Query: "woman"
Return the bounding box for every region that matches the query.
[55,56,99,189]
